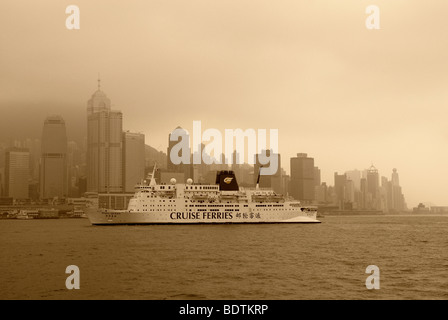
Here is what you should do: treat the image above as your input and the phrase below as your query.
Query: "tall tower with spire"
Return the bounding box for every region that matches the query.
[87,76,111,115]
[391,168,400,187]
[86,77,123,193]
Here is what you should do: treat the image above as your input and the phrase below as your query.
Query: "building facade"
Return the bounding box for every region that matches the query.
[87,84,123,193]
[5,148,30,200]
[123,131,145,193]
[39,115,68,199]
[290,153,315,203]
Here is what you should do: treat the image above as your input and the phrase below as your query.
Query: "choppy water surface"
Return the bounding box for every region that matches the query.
[1,215,447,300]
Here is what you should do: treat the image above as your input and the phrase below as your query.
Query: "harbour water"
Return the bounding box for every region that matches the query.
[1,215,447,300]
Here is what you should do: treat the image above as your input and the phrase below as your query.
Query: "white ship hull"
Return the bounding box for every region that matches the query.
[88,207,320,225]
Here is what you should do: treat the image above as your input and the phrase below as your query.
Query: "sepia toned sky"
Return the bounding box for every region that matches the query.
[1,0,447,207]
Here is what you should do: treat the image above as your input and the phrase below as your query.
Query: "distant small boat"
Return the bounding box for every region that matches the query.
[16,211,33,220]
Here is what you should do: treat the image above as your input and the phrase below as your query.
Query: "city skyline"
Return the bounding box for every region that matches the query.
[0,105,414,210]
[1,1,448,207]
[0,98,433,210]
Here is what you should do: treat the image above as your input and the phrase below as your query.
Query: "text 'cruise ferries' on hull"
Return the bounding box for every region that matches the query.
[87,168,320,225]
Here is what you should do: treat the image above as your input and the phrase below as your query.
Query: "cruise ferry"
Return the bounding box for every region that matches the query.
[87,168,320,225]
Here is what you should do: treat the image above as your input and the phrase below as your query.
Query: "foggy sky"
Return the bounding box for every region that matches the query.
[1,0,447,207]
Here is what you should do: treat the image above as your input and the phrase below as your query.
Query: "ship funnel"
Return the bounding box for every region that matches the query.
[215,170,239,191]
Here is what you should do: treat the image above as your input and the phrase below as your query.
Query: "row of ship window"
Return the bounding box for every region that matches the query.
[192,209,240,212]
[131,208,292,212]
[187,204,249,208]
[185,186,218,190]
[255,204,284,207]
[140,204,175,207]
[136,203,286,209]
[138,201,249,207]
[254,208,293,211]
[133,209,169,212]
[158,186,174,190]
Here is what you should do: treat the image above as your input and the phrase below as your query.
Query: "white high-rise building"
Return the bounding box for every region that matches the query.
[87,80,123,193]
[39,115,68,199]
[123,131,145,193]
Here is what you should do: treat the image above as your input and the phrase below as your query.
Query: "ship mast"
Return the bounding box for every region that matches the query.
[256,165,263,190]
[149,163,157,187]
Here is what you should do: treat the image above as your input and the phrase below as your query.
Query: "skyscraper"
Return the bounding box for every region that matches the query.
[345,169,361,191]
[360,177,367,209]
[290,153,315,203]
[123,131,145,193]
[5,148,30,200]
[22,138,41,181]
[334,172,347,209]
[381,176,392,212]
[87,80,123,193]
[314,167,321,187]
[39,115,68,200]
[366,165,379,194]
[366,165,380,210]
[391,168,404,212]
[391,168,400,187]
